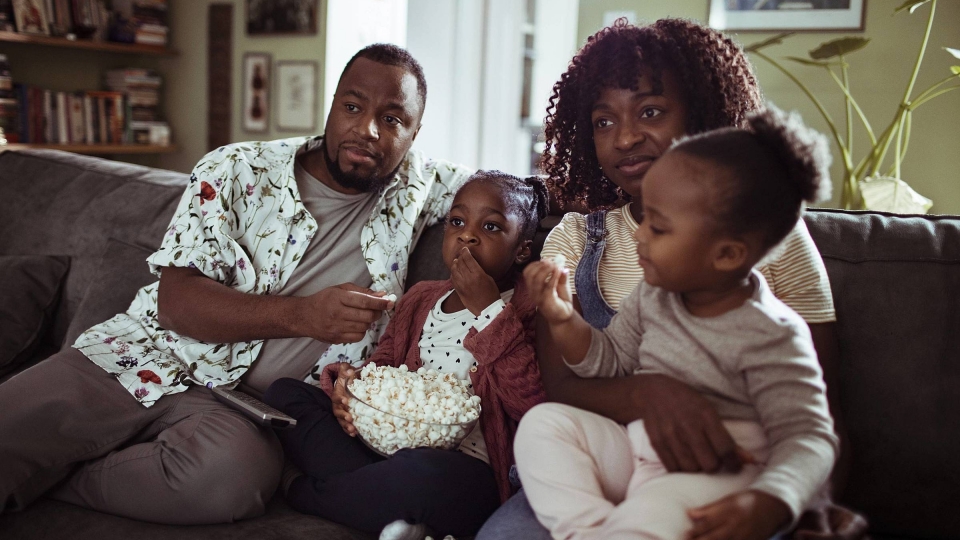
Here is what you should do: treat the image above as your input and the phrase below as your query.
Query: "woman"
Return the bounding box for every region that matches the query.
[476,18,865,540]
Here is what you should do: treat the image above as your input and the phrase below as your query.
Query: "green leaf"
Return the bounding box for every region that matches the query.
[945,47,960,60]
[952,66,960,75]
[787,56,847,67]
[895,0,931,14]
[809,37,870,60]
[744,32,794,53]
[173,250,182,261]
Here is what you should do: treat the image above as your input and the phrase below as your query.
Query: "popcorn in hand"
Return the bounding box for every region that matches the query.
[348,364,481,455]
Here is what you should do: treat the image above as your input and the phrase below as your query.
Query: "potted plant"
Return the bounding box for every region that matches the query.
[745,0,960,213]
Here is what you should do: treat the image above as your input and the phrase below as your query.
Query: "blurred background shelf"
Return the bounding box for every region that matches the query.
[1,143,176,154]
[0,31,175,55]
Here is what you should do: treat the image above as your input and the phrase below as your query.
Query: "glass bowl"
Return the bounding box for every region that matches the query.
[345,384,480,456]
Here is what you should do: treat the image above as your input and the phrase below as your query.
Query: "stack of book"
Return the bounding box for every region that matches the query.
[104,68,168,145]
[111,0,168,46]
[65,0,111,40]
[13,85,129,145]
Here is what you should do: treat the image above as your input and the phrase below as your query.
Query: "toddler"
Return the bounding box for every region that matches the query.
[519,107,839,540]
[264,171,549,539]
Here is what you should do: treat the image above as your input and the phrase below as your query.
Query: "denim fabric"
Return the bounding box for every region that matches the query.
[575,210,617,329]
[475,488,551,540]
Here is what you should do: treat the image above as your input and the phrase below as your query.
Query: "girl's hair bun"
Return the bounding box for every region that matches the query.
[747,105,832,205]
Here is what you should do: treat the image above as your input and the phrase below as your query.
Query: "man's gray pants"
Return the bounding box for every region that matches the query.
[0,347,283,524]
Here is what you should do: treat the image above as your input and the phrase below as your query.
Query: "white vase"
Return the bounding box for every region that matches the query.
[858,175,933,214]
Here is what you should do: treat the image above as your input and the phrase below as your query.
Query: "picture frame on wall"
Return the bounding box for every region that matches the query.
[246,0,318,36]
[709,0,866,32]
[242,53,271,133]
[12,0,50,36]
[276,60,317,131]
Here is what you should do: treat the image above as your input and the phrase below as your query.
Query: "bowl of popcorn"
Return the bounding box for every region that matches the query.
[345,363,481,456]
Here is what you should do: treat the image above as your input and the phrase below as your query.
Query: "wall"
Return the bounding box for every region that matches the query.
[157,0,328,173]
[576,0,960,213]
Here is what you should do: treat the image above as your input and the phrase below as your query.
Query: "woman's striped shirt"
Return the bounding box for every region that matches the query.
[539,204,836,323]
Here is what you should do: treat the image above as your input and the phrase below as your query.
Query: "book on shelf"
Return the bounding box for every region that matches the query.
[9,84,169,146]
[43,0,74,37]
[3,0,172,49]
[0,96,17,143]
[0,0,15,32]
[112,0,167,46]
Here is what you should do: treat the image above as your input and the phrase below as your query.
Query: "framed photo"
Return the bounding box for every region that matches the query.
[709,0,866,32]
[276,61,317,131]
[12,0,49,35]
[242,53,271,133]
[246,0,318,36]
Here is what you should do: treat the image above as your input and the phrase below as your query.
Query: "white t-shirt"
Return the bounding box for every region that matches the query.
[418,288,515,463]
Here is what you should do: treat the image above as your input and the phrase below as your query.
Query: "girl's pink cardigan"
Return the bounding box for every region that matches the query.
[320,278,545,502]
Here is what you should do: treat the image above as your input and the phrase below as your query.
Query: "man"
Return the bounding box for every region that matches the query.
[0,44,472,524]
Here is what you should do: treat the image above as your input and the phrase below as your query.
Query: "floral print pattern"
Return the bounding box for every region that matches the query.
[74,136,472,406]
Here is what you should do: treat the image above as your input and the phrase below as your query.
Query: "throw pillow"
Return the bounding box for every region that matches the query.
[62,239,158,348]
[0,255,70,376]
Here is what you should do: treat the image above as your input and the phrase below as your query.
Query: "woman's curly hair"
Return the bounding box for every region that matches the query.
[541,18,764,210]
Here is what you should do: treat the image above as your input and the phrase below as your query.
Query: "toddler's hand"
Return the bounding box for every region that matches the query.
[687,490,791,540]
[332,363,358,437]
[523,258,574,324]
[451,247,501,316]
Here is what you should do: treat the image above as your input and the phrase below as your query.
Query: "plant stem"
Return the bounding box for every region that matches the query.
[865,0,937,178]
[869,105,907,176]
[828,64,876,145]
[888,110,913,176]
[901,0,936,105]
[753,50,857,207]
[910,85,960,108]
[841,58,853,157]
[913,73,960,103]
[894,108,905,178]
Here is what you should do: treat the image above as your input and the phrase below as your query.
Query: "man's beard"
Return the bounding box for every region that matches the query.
[321,140,400,193]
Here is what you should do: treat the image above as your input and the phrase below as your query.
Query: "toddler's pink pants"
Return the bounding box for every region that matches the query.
[514,402,769,540]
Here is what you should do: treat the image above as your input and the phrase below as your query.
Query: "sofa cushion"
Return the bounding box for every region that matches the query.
[804,209,960,539]
[0,497,377,540]
[0,255,70,377]
[0,149,188,351]
[62,239,158,348]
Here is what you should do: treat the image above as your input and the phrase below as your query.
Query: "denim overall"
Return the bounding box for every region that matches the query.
[477,211,622,540]
[574,210,618,328]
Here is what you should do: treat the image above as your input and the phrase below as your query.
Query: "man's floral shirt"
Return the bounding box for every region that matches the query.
[74,136,472,406]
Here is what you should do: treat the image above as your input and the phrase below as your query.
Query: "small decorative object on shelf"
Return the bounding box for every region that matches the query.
[745,0,960,213]
[0,53,19,143]
[12,0,49,36]
[0,0,16,32]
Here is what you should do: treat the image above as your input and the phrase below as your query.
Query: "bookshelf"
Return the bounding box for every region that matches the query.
[1,143,176,154]
[0,31,176,56]
[1,41,174,155]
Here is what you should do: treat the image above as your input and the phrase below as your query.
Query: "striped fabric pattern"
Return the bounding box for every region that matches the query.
[540,204,836,323]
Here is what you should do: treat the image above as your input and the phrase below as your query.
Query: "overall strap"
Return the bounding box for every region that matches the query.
[574,210,617,329]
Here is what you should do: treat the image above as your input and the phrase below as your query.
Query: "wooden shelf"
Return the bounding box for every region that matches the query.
[1,144,177,155]
[0,31,176,56]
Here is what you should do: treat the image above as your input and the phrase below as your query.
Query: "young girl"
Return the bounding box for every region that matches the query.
[263,171,549,539]
[518,107,839,540]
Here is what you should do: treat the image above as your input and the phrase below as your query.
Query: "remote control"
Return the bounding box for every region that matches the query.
[211,386,297,429]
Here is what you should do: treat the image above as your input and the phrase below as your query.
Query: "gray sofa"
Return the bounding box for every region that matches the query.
[1,149,958,540]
